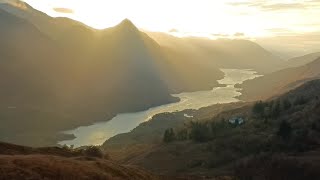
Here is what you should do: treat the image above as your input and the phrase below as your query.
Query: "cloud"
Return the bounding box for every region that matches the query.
[266,28,294,35]
[53,7,74,14]
[227,2,253,6]
[227,0,320,11]
[210,32,247,39]
[260,3,306,11]
[211,33,230,37]
[306,0,320,3]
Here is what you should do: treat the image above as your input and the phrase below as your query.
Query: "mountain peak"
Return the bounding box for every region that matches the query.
[119,18,135,26]
[115,18,139,32]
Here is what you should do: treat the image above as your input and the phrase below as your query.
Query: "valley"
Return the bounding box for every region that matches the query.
[59,69,261,147]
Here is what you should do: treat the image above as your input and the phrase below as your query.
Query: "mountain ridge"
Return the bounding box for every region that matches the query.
[239,57,320,101]
[286,52,320,68]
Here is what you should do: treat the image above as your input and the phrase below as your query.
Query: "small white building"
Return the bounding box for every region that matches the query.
[184,114,193,118]
[229,117,244,125]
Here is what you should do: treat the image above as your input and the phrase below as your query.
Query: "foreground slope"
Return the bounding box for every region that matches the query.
[0,142,159,180]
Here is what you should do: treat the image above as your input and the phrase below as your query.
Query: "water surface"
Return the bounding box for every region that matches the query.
[59,69,260,147]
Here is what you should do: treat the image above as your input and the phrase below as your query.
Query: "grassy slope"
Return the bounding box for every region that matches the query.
[0,142,160,180]
[0,142,230,180]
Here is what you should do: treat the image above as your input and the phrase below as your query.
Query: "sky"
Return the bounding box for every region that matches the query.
[20,0,320,39]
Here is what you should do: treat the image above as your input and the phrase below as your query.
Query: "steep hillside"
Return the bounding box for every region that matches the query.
[239,57,320,101]
[0,142,160,180]
[0,9,61,105]
[0,9,74,146]
[58,19,178,115]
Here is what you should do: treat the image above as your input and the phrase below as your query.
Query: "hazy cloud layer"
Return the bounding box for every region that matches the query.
[261,3,305,11]
[227,0,320,11]
[234,32,245,37]
[53,7,74,14]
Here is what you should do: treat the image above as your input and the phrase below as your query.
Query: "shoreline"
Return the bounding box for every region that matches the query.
[58,69,260,148]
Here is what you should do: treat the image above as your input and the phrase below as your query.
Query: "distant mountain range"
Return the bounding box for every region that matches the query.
[239,56,320,101]
[147,32,286,74]
[0,0,292,146]
[286,52,320,68]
